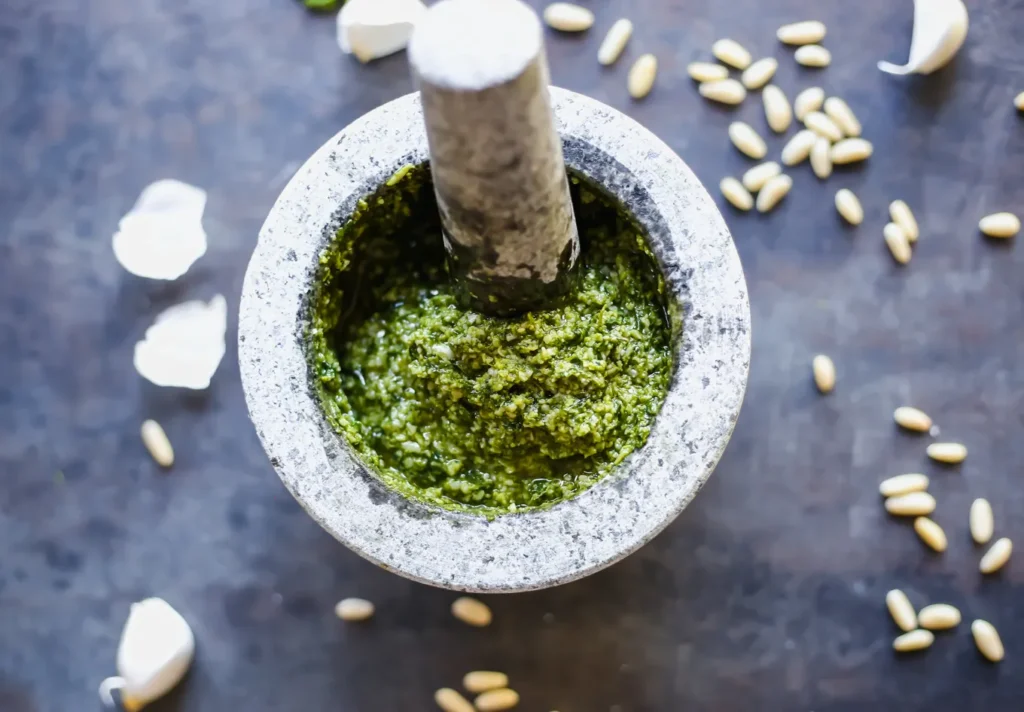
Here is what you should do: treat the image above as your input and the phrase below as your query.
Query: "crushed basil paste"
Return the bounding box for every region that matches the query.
[309,164,672,516]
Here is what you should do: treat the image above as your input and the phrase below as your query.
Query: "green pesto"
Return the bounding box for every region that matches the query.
[309,164,672,516]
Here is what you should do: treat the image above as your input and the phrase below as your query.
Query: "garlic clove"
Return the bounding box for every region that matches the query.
[337,0,427,63]
[134,295,228,389]
[878,0,968,76]
[115,598,195,709]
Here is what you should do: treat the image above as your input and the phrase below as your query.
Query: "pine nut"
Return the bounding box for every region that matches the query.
[980,537,1012,574]
[475,688,520,711]
[918,603,961,630]
[756,174,792,213]
[627,54,657,99]
[812,354,835,393]
[141,420,174,468]
[884,222,911,265]
[781,129,817,165]
[893,406,932,432]
[810,136,832,179]
[741,58,778,90]
[1016,92,1024,111]
[720,177,753,211]
[834,189,863,225]
[979,212,1021,238]
[712,38,752,69]
[886,589,917,632]
[777,20,827,45]
[794,87,825,120]
[893,629,934,652]
[795,44,831,67]
[970,498,994,545]
[831,138,873,164]
[597,19,632,65]
[435,688,475,712]
[885,491,936,517]
[463,671,509,693]
[879,473,929,497]
[334,597,374,621]
[687,62,729,83]
[451,597,492,627]
[804,111,843,141]
[542,3,594,32]
[728,121,767,159]
[763,85,793,133]
[823,97,862,137]
[889,200,920,242]
[699,79,747,105]
[742,162,781,192]
[926,442,967,464]
[972,620,1005,662]
[914,517,948,552]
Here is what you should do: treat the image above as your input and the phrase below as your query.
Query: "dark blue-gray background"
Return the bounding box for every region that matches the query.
[2,1,1023,710]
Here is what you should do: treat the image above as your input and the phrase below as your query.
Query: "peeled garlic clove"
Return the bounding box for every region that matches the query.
[878,0,968,75]
[116,598,195,709]
[134,295,228,389]
[338,0,427,63]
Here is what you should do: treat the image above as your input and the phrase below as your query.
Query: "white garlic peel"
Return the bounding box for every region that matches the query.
[337,0,427,63]
[878,0,968,75]
[112,180,207,280]
[115,598,195,709]
[134,296,227,390]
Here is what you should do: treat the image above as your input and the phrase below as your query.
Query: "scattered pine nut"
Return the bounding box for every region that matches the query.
[823,97,862,137]
[886,589,918,632]
[914,517,948,552]
[804,111,843,141]
[699,79,747,105]
[435,688,476,712]
[894,406,932,432]
[542,3,594,32]
[794,87,825,120]
[972,620,1005,662]
[720,177,753,211]
[712,38,752,69]
[1016,92,1024,111]
[781,129,817,165]
[810,136,833,179]
[831,138,874,164]
[834,189,863,225]
[627,54,657,99]
[728,121,767,159]
[795,44,831,67]
[334,597,375,621]
[970,498,994,545]
[885,491,936,517]
[879,473,929,498]
[597,19,632,65]
[777,20,827,45]
[811,354,835,393]
[451,597,492,627]
[978,212,1021,238]
[741,58,778,90]
[687,61,729,83]
[926,442,967,464]
[742,162,781,192]
[893,629,934,652]
[884,222,912,265]
[463,671,509,694]
[980,537,1012,574]
[141,420,174,468]
[475,688,520,712]
[756,174,792,213]
[762,85,793,133]
[918,603,961,630]
[889,200,920,242]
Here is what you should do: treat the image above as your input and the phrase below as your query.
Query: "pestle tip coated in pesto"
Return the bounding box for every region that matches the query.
[309,164,672,517]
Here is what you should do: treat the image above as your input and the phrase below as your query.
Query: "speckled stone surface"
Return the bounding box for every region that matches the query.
[240,89,750,592]
[3,0,1024,710]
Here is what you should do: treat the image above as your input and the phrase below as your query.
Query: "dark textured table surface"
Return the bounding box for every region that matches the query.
[3,0,1024,710]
